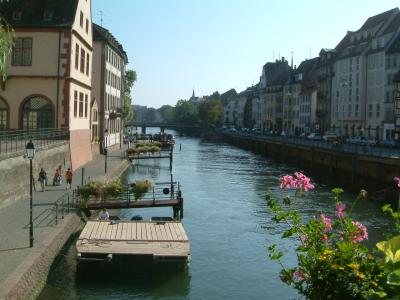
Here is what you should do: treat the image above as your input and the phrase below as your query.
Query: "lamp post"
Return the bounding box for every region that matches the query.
[127,128,131,150]
[26,140,35,248]
[104,129,108,174]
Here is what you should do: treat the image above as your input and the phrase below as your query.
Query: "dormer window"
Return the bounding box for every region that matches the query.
[12,11,22,20]
[43,9,54,21]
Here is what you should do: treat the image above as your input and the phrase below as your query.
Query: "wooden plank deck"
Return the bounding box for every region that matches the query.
[77,221,190,259]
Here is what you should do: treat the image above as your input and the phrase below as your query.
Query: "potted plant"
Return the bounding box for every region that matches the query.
[130,180,153,200]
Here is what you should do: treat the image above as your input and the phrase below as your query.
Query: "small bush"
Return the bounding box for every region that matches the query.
[130,180,153,200]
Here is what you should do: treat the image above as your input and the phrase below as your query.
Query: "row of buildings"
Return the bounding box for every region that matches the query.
[220,8,400,140]
[0,0,128,169]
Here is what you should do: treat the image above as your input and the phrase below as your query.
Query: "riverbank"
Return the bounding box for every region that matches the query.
[0,146,131,300]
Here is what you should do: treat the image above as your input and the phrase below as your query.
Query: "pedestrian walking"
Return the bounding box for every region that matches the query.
[66,168,73,190]
[38,168,47,192]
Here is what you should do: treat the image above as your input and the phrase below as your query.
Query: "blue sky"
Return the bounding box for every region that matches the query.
[92,0,399,108]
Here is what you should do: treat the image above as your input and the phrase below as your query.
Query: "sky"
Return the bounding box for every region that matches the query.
[92,0,399,109]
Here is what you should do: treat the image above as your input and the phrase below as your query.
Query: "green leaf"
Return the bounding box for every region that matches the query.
[387,269,400,286]
[367,291,387,299]
[331,188,344,195]
[282,227,296,238]
[382,204,393,214]
[377,235,400,264]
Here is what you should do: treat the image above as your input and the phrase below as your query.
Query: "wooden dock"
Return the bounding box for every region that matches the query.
[77,220,190,261]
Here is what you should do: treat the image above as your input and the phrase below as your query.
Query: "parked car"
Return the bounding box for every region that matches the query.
[323,132,338,142]
[307,133,322,141]
[362,136,377,146]
[346,136,364,144]
[377,139,400,148]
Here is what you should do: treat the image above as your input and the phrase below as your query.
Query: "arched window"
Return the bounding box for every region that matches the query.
[22,96,52,129]
[0,98,8,130]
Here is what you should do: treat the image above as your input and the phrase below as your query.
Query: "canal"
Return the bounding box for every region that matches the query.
[38,132,394,300]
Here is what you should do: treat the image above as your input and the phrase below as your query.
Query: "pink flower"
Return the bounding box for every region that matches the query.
[293,270,305,281]
[394,177,400,189]
[335,203,346,219]
[351,221,368,243]
[280,175,295,189]
[294,172,315,192]
[321,234,329,243]
[300,234,308,243]
[320,214,332,232]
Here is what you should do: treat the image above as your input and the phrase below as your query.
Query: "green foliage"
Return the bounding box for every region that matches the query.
[172,100,199,124]
[122,69,137,123]
[130,180,153,200]
[267,188,387,299]
[77,180,123,201]
[198,98,224,125]
[0,18,14,80]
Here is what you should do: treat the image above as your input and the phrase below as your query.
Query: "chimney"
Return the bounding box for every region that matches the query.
[281,57,284,62]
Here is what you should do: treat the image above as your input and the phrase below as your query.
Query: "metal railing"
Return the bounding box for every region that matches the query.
[32,191,75,227]
[225,131,400,159]
[0,128,69,157]
[75,181,180,208]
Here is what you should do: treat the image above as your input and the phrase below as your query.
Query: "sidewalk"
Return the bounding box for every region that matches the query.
[0,145,130,284]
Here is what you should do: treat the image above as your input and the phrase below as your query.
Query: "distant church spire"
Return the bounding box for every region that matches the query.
[192,88,195,98]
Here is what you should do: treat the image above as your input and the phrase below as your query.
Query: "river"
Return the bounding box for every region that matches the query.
[38,131,394,300]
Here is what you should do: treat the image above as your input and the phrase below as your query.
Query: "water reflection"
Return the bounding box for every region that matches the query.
[39,129,394,300]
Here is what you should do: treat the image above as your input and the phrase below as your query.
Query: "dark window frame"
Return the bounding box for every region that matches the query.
[12,38,33,66]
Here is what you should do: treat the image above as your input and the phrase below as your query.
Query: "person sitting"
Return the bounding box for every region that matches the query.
[53,168,62,186]
[98,208,109,221]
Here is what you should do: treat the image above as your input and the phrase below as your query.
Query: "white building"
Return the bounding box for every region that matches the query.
[92,23,128,150]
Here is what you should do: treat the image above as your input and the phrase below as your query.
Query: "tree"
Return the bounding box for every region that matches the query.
[198,99,224,126]
[157,105,174,123]
[0,2,15,80]
[122,69,137,123]
[173,100,199,124]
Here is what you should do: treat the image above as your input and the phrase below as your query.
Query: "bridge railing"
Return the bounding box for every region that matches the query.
[0,128,69,157]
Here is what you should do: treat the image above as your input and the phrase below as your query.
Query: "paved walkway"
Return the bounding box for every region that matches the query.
[0,145,130,284]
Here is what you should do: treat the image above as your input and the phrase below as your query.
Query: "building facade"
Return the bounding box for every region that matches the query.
[0,0,94,169]
[92,23,128,150]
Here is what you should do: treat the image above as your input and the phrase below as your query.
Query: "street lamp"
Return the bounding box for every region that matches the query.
[104,129,108,174]
[26,140,35,248]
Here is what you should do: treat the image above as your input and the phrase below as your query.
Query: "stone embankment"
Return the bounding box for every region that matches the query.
[0,146,131,300]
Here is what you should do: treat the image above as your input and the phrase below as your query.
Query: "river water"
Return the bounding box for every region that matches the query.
[38,132,394,300]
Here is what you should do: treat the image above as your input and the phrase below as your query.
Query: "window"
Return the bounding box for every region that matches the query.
[12,38,32,66]
[86,53,89,76]
[75,44,79,70]
[376,103,380,117]
[43,9,54,20]
[85,19,89,33]
[84,94,88,118]
[0,98,8,130]
[12,11,22,20]
[80,11,83,28]
[355,104,359,117]
[368,104,373,117]
[22,96,52,129]
[79,93,84,117]
[80,48,85,73]
[74,91,78,117]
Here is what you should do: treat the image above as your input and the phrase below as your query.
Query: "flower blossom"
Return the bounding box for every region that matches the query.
[335,203,346,219]
[320,214,332,232]
[293,270,305,281]
[280,175,295,189]
[279,172,315,191]
[351,221,368,243]
[394,177,400,189]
